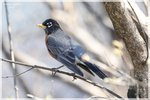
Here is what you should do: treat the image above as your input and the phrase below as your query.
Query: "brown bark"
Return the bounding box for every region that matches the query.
[104,2,148,98]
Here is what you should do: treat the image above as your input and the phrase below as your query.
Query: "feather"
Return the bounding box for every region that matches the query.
[77,63,94,76]
[58,54,83,76]
[83,61,107,79]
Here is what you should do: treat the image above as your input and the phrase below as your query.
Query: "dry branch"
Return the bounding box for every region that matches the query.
[4,1,18,98]
[1,58,123,99]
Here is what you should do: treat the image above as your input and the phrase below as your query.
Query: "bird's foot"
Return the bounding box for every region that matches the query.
[71,73,77,81]
[52,65,64,76]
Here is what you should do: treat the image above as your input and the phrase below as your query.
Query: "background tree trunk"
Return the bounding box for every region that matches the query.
[104,2,148,98]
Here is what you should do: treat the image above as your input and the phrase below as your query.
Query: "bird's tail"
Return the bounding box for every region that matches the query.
[83,61,107,79]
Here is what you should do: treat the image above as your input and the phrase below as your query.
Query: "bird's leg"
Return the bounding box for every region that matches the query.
[71,73,77,81]
[52,65,64,76]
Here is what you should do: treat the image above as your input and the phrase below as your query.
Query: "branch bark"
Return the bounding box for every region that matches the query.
[4,1,18,98]
[1,58,123,98]
[104,2,148,98]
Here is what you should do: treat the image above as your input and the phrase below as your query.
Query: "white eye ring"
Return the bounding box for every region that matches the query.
[48,22,52,28]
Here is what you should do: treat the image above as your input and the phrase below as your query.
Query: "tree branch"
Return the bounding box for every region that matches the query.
[4,1,18,98]
[1,58,123,99]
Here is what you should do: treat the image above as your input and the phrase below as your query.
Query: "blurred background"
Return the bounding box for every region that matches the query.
[2,1,147,99]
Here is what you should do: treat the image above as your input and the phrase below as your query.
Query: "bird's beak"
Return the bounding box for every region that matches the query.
[37,24,46,29]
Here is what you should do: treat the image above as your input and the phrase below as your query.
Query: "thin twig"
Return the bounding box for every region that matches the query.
[2,67,34,78]
[1,58,123,99]
[4,1,18,98]
[88,96,108,99]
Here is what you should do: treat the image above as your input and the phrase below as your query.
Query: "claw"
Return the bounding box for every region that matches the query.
[72,73,77,81]
[51,65,64,76]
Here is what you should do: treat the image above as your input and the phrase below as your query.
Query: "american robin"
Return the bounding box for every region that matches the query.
[37,18,107,79]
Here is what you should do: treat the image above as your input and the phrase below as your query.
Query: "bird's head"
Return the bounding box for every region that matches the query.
[37,18,60,35]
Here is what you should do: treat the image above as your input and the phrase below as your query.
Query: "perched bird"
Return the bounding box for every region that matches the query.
[37,19,107,79]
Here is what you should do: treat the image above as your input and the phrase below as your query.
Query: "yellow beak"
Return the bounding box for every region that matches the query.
[37,24,46,29]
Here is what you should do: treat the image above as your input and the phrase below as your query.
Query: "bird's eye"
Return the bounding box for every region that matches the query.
[47,22,52,28]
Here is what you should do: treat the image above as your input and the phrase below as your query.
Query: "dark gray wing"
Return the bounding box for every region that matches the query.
[46,35,83,76]
[46,36,62,57]
[57,52,83,76]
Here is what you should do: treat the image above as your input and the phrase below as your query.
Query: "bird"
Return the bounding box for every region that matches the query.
[37,18,107,79]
